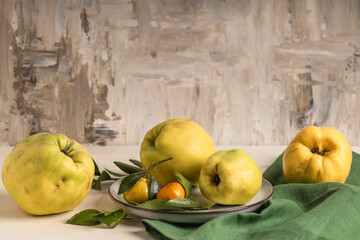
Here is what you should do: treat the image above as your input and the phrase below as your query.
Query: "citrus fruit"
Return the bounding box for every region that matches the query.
[123,178,150,204]
[156,182,185,200]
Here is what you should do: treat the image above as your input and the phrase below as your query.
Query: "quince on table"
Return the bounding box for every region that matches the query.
[283,126,352,183]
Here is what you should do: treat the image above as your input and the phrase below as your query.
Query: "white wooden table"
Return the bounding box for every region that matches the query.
[3,145,353,240]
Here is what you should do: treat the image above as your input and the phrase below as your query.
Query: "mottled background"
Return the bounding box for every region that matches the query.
[0,0,359,146]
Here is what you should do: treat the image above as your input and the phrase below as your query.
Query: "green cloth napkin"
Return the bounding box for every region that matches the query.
[142,151,360,240]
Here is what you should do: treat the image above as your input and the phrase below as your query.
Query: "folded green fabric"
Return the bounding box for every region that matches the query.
[142,152,360,240]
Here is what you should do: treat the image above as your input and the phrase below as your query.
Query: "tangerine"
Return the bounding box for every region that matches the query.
[156,182,185,200]
[123,178,150,204]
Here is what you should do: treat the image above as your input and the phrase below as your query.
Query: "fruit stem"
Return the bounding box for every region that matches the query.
[62,141,73,156]
[311,147,328,156]
[213,175,220,186]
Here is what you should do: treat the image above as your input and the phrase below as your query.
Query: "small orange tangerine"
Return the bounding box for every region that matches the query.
[156,182,185,200]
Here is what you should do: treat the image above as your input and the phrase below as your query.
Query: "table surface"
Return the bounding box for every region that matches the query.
[1,145,358,240]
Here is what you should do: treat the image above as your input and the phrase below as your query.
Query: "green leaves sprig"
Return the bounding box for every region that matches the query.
[91,158,146,191]
[66,208,126,228]
[118,157,172,195]
[91,157,173,197]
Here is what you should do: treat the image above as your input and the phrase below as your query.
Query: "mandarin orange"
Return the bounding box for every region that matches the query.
[156,182,185,200]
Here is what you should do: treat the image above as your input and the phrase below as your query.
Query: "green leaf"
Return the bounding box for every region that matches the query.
[92,170,115,191]
[144,157,173,175]
[105,168,126,178]
[66,209,102,226]
[167,198,206,209]
[173,170,192,197]
[118,172,144,195]
[148,175,160,200]
[114,161,144,174]
[137,199,184,211]
[100,170,114,181]
[137,198,207,211]
[93,208,126,228]
[92,178,101,190]
[92,158,101,176]
[66,208,127,228]
[129,159,143,168]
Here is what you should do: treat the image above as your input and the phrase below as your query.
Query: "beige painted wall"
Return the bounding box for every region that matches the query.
[0,0,359,146]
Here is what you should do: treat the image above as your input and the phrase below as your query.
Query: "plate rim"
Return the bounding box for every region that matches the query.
[108,178,274,215]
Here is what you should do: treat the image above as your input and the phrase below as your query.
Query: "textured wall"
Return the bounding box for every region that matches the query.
[0,0,359,146]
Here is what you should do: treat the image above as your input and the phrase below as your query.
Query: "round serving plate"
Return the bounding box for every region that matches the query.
[109,179,274,224]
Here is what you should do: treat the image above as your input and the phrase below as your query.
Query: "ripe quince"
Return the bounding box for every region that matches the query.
[140,118,215,187]
[2,133,95,215]
[283,126,352,183]
[199,149,262,205]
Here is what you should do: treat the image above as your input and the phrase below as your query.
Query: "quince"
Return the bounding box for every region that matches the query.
[283,126,352,183]
[2,133,94,215]
[140,118,215,187]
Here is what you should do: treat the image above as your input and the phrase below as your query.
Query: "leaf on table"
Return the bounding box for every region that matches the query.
[173,170,192,197]
[66,208,126,228]
[93,208,127,228]
[66,209,102,226]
